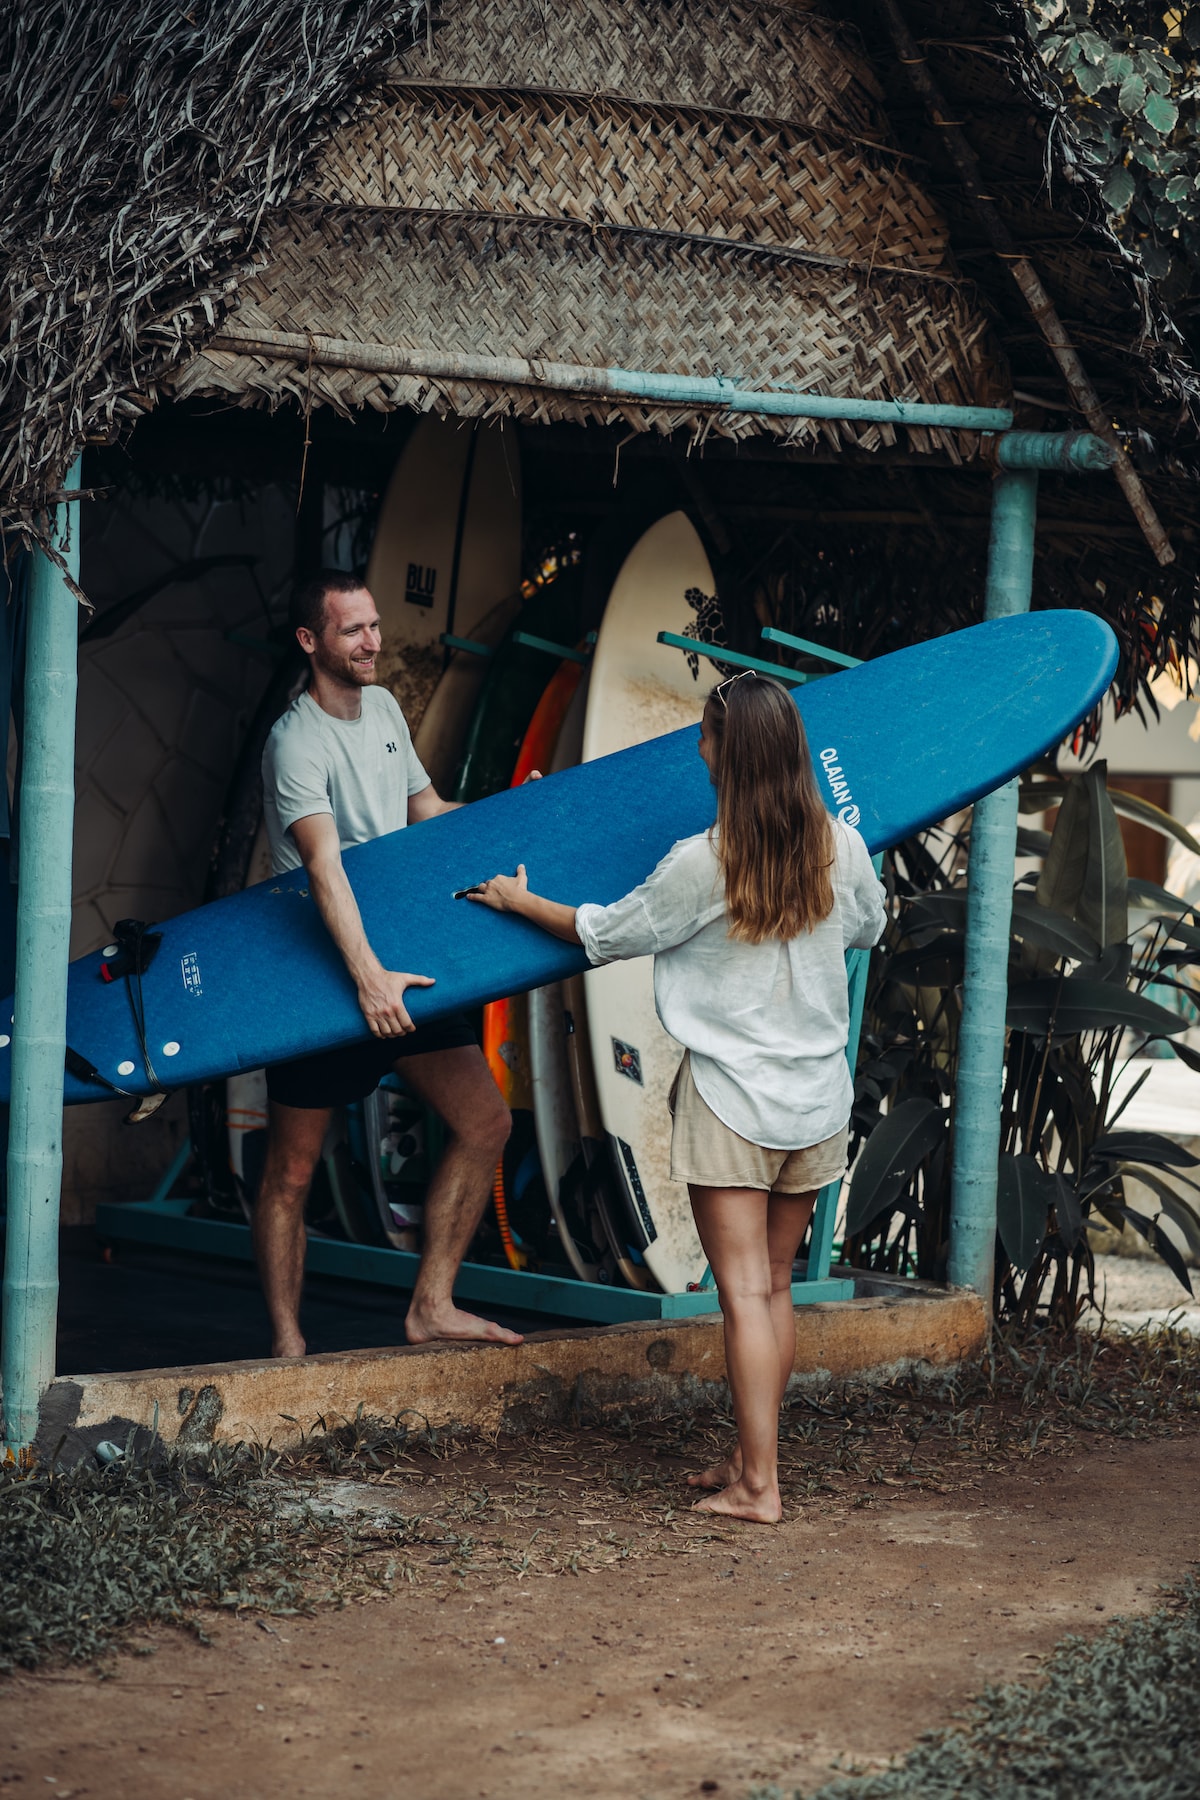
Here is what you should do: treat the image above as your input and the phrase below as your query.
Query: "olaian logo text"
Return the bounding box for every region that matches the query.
[819,747,860,829]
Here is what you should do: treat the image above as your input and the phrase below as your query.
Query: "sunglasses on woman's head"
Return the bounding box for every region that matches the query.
[713,668,758,709]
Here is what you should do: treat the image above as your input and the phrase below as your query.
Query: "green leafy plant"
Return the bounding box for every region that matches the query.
[1028,1,1200,312]
[846,761,1200,1325]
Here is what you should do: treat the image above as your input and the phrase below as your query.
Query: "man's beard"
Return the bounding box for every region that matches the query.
[313,640,377,688]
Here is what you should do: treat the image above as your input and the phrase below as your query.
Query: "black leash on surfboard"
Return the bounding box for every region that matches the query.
[63,919,168,1120]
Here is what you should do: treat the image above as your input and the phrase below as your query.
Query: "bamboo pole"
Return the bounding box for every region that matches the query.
[2,461,80,1457]
[948,466,1039,1305]
[875,0,1175,567]
[210,328,1015,433]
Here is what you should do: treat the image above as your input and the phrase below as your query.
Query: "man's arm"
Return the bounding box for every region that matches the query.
[290,813,434,1037]
[408,783,461,824]
[408,767,541,825]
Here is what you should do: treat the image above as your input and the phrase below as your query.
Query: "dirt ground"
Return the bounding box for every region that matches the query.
[4,1412,1198,1800]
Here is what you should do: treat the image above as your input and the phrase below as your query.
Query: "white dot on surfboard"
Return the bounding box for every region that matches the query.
[102,944,118,958]
[117,1061,135,1076]
[0,1035,9,1049]
[162,1041,181,1057]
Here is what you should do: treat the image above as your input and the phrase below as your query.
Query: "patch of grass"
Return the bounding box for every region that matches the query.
[5,1327,1200,1675]
[750,1577,1200,1800]
[0,1435,420,1674]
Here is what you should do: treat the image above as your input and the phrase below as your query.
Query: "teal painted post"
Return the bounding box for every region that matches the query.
[947,468,1039,1301]
[2,463,81,1455]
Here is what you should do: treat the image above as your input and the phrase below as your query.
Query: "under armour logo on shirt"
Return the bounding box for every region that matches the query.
[385,742,398,753]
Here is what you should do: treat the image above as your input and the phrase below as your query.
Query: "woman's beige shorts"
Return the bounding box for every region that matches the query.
[668,1053,849,1194]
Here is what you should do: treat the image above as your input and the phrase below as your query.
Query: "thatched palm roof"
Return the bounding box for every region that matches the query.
[0,0,404,534]
[3,0,1199,694]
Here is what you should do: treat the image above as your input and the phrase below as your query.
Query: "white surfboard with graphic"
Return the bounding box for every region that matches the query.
[580,511,728,1294]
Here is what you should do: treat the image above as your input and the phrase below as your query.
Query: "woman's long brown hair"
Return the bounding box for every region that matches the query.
[706,674,835,941]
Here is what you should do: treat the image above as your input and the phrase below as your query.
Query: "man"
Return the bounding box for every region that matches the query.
[255,568,521,1357]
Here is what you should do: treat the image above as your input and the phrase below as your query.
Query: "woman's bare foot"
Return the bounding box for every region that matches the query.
[405,1301,524,1346]
[686,1449,743,1491]
[271,1329,306,1360]
[691,1477,782,1524]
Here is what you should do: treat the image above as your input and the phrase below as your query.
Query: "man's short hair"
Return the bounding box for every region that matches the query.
[289,568,366,638]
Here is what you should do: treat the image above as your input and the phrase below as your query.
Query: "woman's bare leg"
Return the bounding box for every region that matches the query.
[767,1188,818,1401]
[686,1185,782,1523]
[688,1187,816,1494]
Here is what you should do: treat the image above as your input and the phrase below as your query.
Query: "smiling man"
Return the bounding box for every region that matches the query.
[255,569,521,1358]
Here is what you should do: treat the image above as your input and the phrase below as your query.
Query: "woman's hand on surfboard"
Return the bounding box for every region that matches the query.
[469,868,581,945]
[522,769,542,782]
[469,866,530,913]
[356,966,436,1038]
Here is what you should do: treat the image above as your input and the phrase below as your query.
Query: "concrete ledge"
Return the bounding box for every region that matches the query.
[35,1287,987,1463]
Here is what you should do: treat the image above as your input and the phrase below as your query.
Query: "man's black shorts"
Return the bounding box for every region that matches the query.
[265,1013,478,1110]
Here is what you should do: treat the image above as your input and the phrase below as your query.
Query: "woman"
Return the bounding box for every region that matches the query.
[470,671,886,1522]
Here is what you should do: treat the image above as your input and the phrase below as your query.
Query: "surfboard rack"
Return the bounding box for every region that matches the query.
[655,633,806,683]
[93,1188,854,1323]
[93,940,874,1327]
[439,633,495,658]
[760,626,862,671]
[511,630,596,665]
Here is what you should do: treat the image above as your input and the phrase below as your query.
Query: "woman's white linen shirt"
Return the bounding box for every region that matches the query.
[574,822,886,1151]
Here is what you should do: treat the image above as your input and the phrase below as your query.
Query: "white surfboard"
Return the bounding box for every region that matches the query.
[413,589,523,797]
[580,511,728,1294]
[529,673,650,1288]
[366,416,521,739]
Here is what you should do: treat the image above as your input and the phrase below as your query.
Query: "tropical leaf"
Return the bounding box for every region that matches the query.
[906,890,1100,961]
[1017,825,1053,858]
[1006,978,1186,1038]
[1129,878,1195,916]
[882,940,964,985]
[1109,790,1200,855]
[1116,1166,1200,1259]
[1112,1205,1195,1296]
[1034,764,1128,948]
[1164,1038,1200,1075]
[846,1098,947,1236]
[1157,948,1200,971]
[996,1154,1051,1273]
[1031,774,1090,919]
[1106,1061,1152,1128]
[1023,780,1200,858]
[1073,942,1133,986]
[1053,1174,1085,1252]
[1011,897,1102,962]
[1091,1131,1200,1169]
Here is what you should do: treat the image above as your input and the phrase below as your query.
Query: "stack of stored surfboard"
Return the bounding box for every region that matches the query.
[364,416,724,1290]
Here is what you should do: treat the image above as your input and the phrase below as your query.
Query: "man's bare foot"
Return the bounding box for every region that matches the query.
[405,1301,524,1347]
[271,1331,306,1359]
[686,1450,743,1491]
[691,1477,782,1524]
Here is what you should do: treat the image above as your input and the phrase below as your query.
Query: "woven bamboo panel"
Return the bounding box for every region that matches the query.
[391,0,886,139]
[169,210,995,460]
[308,86,948,272]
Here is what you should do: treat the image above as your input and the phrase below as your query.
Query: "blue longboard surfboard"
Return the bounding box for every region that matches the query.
[4,611,1118,1106]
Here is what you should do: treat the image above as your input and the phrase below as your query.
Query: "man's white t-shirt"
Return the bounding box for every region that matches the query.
[574,822,886,1151]
[262,686,430,875]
